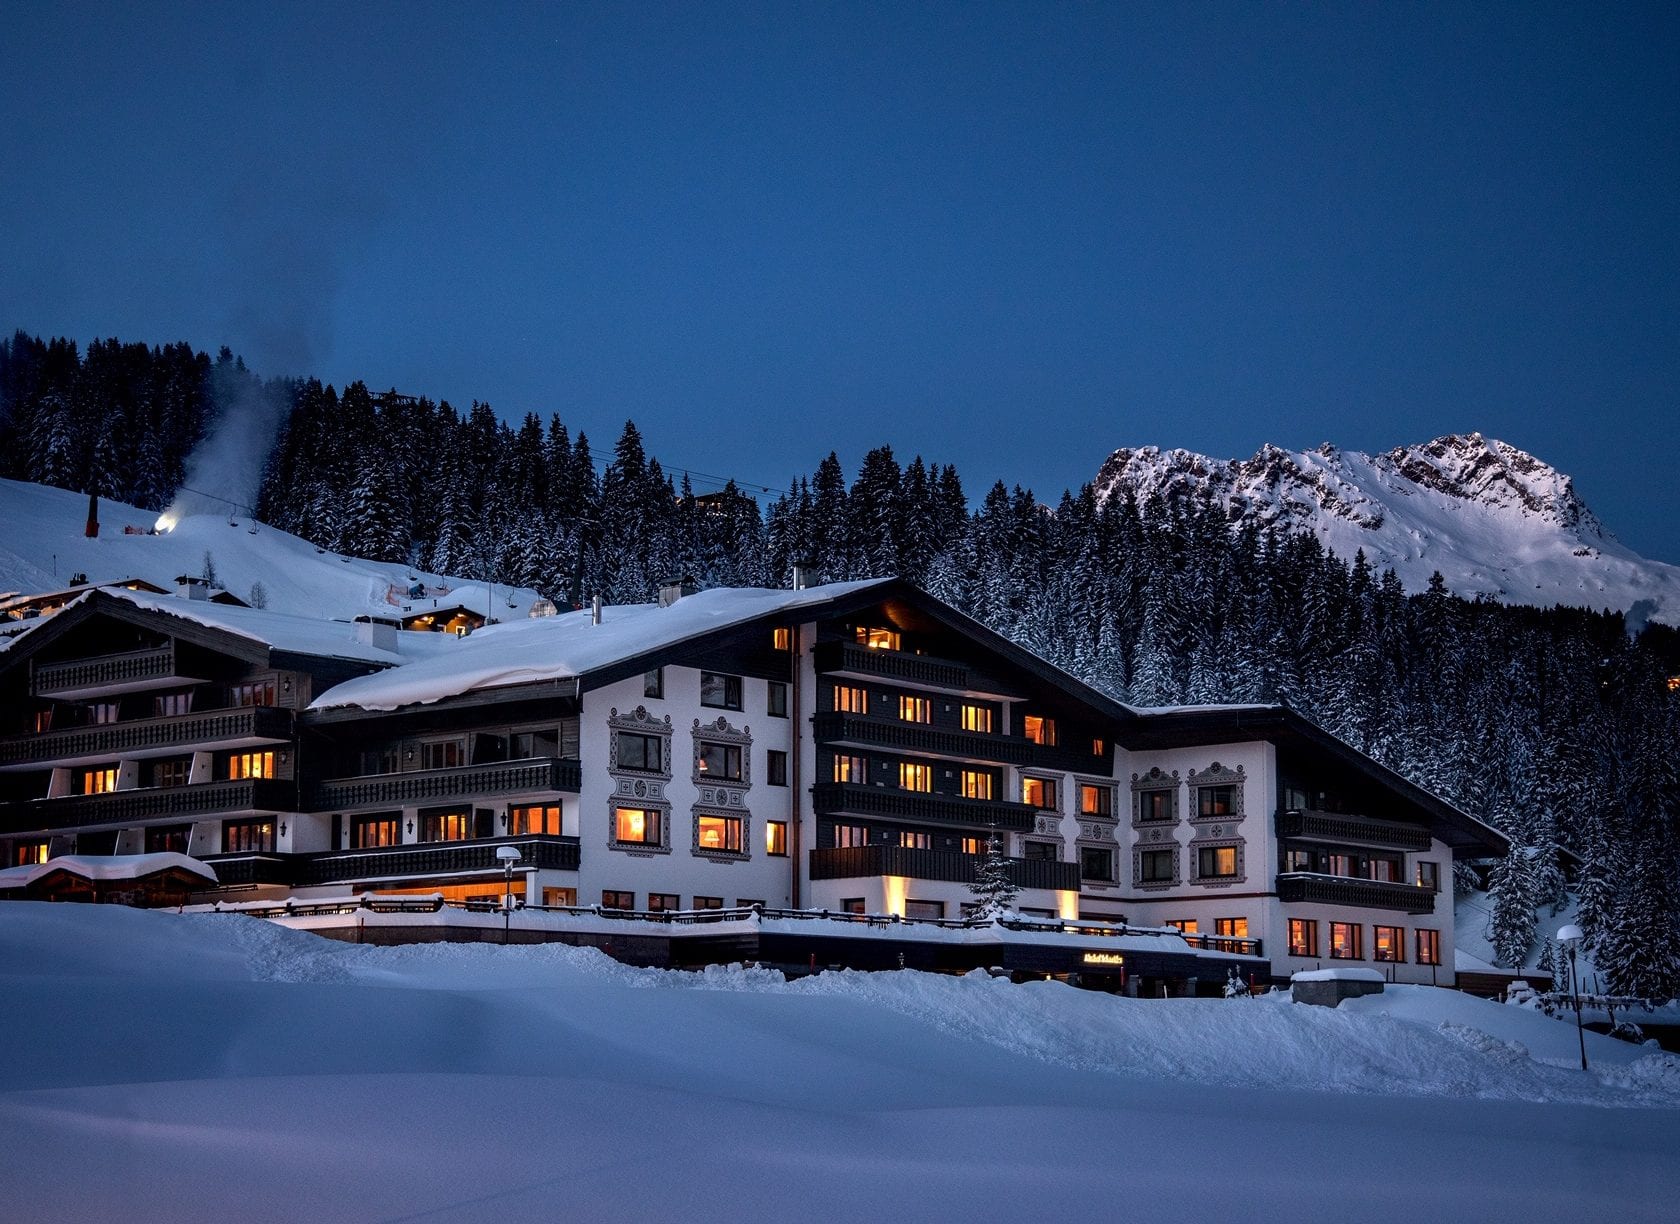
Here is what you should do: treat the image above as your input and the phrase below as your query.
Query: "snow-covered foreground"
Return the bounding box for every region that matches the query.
[2,905,1676,1223]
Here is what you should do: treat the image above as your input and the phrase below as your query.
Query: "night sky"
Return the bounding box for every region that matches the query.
[4,3,1676,558]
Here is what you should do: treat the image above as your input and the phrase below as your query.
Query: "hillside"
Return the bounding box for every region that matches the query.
[1094,433,1680,624]
[0,477,540,623]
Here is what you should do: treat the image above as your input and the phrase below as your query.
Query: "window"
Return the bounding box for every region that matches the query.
[643,668,663,698]
[511,730,558,760]
[961,836,986,855]
[856,626,900,651]
[223,819,274,853]
[1022,715,1057,746]
[1416,861,1440,892]
[614,807,662,845]
[1021,776,1056,809]
[1416,929,1442,966]
[904,899,943,920]
[959,769,993,800]
[1080,784,1113,817]
[833,684,867,713]
[697,742,743,781]
[542,887,577,907]
[144,825,189,854]
[560,716,581,759]
[1139,789,1173,822]
[1197,845,1238,879]
[697,814,744,853]
[1328,853,1354,878]
[153,691,193,717]
[1081,846,1115,881]
[151,759,191,789]
[81,767,117,795]
[1166,919,1199,936]
[32,709,52,733]
[1284,847,1317,873]
[1330,922,1362,959]
[1197,785,1235,817]
[701,671,742,710]
[229,751,276,780]
[231,680,277,707]
[767,750,788,786]
[1288,918,1318,957]
[736,898,765,909]
[616,732,663,772]
[1024,841,1058,861]
[86,701,119,725]
[771,626,791,651]
[13,841,48,866]
[833,754,866,783]
[646,892,679,912]
[693,895,723,910]
[352,814,401,848]
[959,704,993,733]
[897,695,931,723]
[767,681,788,717]
[1139,849,1174,882]
[1215,918,1249,939]
[898,761,932,792]
[420,740,464,770]
[420,810,469,842]
[601,889,635,910]
[899,830,932,850]
[510,804,561,835]
[1374,926,1404,962]
[841,898,866,914]
[1091,737,1105,757]
[765,821,788,856]
[832,823,868,848]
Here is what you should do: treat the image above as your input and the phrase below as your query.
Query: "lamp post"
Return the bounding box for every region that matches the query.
[1557,923,1588,1071]
[496,844,522,945]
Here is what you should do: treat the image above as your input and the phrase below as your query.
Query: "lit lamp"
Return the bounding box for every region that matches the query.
[1556,923,1588,1071]
[496,843,522,945]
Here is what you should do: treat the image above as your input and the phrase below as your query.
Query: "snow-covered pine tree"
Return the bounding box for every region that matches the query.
[1488,846,1538,970]
[968,831,1019,921]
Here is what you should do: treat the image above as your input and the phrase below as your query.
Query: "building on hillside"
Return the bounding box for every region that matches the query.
[0,579,1505,987]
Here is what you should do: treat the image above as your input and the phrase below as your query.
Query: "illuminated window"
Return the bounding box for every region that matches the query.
[832,824,867,848]
[542,887,577,907]
[697,742,743,780]
[1369,856,1401,882]
[153,691,193,717]
[151,759,190,789]
[227,751,275,780]
[1021,776,1057,809]
[32,709,52,733]
[697,815,743,853]
[1374,925,1404,962]
[961,836,986,855]
[419,810,469,842]
[616,732,663,772]
[510,804,561,835]
[1138,789,1174,821]
[420,740,464,770]
[765,820,788,856]
[767,750,788,786]
[1091,737,1105,757]
[1416,928,1442,965]
[772,627,791,651]
[352,814,401,847]
[959,769,993,800]
[647,892,679,912]
[1139,849,1174,882]
[643,668,663,698]
[833,684,867,713]
[1330,922,1362,959]
[1080,784,1113,817]
[1197,845,1238,878]
[1416,861,1440,892]
[1022,715,1057,746]
[900,830,931,850]
[223,819,274,853]
[231,680,277,707]
[1081,846,1115,881]
[13,841,48,866]
[841,897,866,914]
[1165,919,1199,936]
[1288,918,1318,957]
[601,889,635,910]
[614,807,662,845]
[898,695,931,723]
[1215,917,1249,939]
[898,762,933,792]
[700,672,742,710]
[833,754,866,783]
[959,704,993,733]
[767,681,788,717]
[856,626,900,651]
[1197,785,1235,817]
[82,767,118,794]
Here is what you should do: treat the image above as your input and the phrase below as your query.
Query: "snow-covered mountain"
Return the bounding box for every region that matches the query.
[1094,433,1680,625]
[0,478,539,624]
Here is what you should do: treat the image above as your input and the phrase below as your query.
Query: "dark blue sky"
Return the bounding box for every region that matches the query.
[5,3,1677,558]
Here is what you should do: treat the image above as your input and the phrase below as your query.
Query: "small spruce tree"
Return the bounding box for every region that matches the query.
[968,830,1019,920]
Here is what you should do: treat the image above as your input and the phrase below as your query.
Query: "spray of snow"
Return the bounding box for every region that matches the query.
[156,375,288,530]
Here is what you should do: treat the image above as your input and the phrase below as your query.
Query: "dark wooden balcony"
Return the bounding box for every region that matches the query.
[2,778,297,834]
[297,835,580,885]
[813,711,1096,773]
[1275,809,1432,852]
[1179,931,1264,958]
[814,640,973,690]
[0,706,294,769]
[308,757,581,812]
[30,645,198,699]
[811,781,1040,831]
[1276,872,1438,915]
[810,844,1081,892]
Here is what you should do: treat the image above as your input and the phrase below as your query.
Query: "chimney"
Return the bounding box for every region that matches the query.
[791,562,812,591]
[85,493,99,539]
[591,594,603,625]
[354,619,399,652]
[175,575,209,601]
[657,574,699,608]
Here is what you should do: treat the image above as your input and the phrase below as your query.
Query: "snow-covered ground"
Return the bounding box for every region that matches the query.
[1,904,1676,1222]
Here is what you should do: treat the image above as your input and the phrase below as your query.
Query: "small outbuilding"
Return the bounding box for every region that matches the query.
[0,853,218,908]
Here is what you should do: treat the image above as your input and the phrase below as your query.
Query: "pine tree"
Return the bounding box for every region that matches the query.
[968,831,1019,920]
[1488,847,1538,969]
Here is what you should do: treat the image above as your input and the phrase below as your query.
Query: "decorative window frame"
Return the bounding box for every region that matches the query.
[1132,837,1180,890]
[607,706,673,855]
[609,706,673,778]
[692,715,752,799]
[1077,839,1120,888]
[1019,769,1063,814]
[1131,766,1179,828]
[1075,774,1118,821]
[1188,838,1246,887]
[1187,762,1245,826]
[691,807,751,861]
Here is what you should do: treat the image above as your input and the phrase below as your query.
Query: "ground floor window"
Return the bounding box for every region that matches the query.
[1138,849,1174,883]
[601,889,635,910]
[693,895,723,910]
[144,825,189,854]
[1196,844,1239,879]
[1165,919,1198,935]
[510,804,560,835]
[646,892,679,912]
[352,814,401,848]
[13,840,48,866]
[842,897,865,914]
[1374,925,1404,962]
[1288,918,1317,957]
[736,898,765,908]
[223,819,275,854]
[1416,928,1442,966]
[905,899,943,920]
[542,887,576,907]
[1215,917,1248,938]
[1330,922,1362,959]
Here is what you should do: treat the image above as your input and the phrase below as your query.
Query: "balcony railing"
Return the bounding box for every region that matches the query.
[308,757,581,812]
[0,706,295,767]
[1276,872,1438,915]
[809,843,1081,892]
[814,640,971,690]
[298,836,580,885]
[31,645,182,698]
[811,782,1040,831]
[812,712,1096,773]
[3,779,297,834]
[1275,809,1432,852]
[1179,931,1265,958]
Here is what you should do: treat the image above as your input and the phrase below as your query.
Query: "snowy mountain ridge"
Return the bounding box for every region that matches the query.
[1094,432,1680,624]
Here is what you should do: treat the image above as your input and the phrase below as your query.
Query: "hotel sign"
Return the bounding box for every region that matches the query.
[1081,952,1125,966]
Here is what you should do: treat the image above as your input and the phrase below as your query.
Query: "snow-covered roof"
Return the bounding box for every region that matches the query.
[1292,967,1385,983]
[0,852,218,889]
[312,580,894,712]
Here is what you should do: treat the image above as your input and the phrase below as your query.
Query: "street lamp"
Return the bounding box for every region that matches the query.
[1557,923,1587,1071]
[496,844,522,945]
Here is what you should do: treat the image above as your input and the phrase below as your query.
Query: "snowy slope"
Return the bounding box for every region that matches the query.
[1094,433,1680,623]
[0,477,539,622]
[1,904,1677,1224]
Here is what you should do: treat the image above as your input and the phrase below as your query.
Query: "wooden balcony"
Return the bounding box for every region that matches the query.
[811,781,1040,831]
[1275,809,1433,852]
[0,706,294,770]
[30,645,199,699]
[308,757,581,812]
[2,778,297,834]
[1276,872,1438,915]
[810,844,1081,892]
[297,835,580,885]
[812,711,1096,773]
[814,640,972,690]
